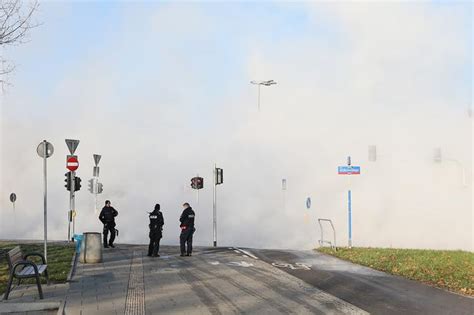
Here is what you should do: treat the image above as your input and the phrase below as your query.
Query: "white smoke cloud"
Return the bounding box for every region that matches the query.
[1,2,472,250]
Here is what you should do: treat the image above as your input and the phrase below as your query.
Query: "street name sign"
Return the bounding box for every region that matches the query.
[338,166,361,175]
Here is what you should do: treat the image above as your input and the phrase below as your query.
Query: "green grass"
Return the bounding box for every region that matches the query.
[0,242,75,295]
[317,247,474,296]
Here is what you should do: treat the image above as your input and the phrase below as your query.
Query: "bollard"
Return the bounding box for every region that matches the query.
[79,232,103,263]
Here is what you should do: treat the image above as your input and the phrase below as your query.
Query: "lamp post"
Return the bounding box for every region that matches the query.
[250,80,277,111]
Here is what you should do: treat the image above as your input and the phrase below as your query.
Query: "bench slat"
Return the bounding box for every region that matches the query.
[7,247,24,268]
[8,246,21,257]
[17,266,33,276]
[16,264,47,276]
[37,265,47,274]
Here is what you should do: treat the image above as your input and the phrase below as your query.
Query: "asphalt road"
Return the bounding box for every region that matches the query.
[248,248,474,315]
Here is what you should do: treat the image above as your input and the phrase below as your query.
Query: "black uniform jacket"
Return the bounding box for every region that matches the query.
[179,207,195,230]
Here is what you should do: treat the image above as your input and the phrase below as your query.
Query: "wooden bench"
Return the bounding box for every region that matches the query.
[3,246,49,300]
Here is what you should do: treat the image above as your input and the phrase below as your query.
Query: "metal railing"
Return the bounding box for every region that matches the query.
[318,218,337,250]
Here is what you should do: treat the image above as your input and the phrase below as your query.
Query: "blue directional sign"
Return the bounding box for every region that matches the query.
[338,166,361,175]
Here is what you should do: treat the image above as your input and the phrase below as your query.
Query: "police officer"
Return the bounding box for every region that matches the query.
[179,202,195,256]
[99,200,118,248]
[148,204,164,257]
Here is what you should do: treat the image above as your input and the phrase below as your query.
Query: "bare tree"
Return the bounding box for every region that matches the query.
[0,0,39,88]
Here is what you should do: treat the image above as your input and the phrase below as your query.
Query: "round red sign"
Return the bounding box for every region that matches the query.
[66,156,79,171]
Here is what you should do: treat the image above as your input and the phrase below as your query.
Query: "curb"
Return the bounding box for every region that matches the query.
[66,250,78,282]
[0,302,60,313]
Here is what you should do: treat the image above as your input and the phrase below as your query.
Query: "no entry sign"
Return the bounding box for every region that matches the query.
[67,156,79,171]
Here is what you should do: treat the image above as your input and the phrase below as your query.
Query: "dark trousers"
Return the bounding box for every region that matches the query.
[103,224,116,246]
[180,228,194,255]
[148,230,162,256]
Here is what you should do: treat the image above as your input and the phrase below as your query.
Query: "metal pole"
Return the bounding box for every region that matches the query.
[43,141,48,263]
[348,189,352,248]
[213,164,217,247]
[68,171,75,242]
[94,179,98,214]
[257,84,261,111]
[72,175,75,238]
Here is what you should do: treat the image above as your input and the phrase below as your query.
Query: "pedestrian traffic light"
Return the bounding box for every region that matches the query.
[215,168,223,185]
[64,172,72,191]
[191,178,196,189]
[97,182,103,194]
[74,176,82,191]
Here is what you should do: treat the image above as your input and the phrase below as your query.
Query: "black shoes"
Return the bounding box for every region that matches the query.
[104,245,109,248]
[186,254,192,256]
[180,253,185,257]
[109,244,115,248]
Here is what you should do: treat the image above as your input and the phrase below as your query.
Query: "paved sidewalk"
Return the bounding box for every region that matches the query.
[62,244,366,315]
[0,283,66,314]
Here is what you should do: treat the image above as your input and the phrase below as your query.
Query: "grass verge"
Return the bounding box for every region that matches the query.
[317,247,474,297]
[0,241,75,295]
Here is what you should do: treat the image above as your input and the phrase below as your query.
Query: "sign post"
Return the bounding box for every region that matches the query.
[37,140,54,262]
[90,154,102,214]
[213,166,223,247]
[338,156,360,248]
[9,193,16,211]
[65,139,79,241]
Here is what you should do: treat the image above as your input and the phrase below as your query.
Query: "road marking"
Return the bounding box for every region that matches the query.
[272,262,311,270]
[233,247,259,260]
[227,261,254,268]
[209,261,220,265]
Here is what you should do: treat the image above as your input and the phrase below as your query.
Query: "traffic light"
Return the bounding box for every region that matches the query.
[74,176,82,191]
[191,177,204,190]
[215,168,223,185]
[88,179,94,193]
[65,172,72,191]
[196,177,203,189]
[97,182,103,194]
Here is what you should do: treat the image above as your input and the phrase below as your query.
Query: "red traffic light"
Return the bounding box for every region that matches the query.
[191,176,204,190]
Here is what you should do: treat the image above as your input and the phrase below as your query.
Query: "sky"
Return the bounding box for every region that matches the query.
[0,0,472,251]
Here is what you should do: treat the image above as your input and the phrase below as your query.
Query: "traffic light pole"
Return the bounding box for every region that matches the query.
[213,164,217,247]
[68,171,75,242]
[72,173,76,239]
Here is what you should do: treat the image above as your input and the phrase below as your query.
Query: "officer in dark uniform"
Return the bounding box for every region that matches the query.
[148,204,164,257]
[179,202,195,256]
[99,200,118,248]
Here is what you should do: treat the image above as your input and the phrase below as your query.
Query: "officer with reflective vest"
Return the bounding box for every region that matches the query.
[148,204,164,257]
[179,202,195,256]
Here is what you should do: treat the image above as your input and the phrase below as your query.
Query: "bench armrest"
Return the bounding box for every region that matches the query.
[12,260,39,276]
[24,252,47,265]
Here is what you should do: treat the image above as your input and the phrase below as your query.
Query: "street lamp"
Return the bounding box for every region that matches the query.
[250,80,277,111]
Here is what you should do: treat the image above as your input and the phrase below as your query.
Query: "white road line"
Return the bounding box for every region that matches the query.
[234,248,259,260]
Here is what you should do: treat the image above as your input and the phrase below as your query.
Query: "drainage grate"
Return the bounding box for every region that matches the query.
[125,251,145,315]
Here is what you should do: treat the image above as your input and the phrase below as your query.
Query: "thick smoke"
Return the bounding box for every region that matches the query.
[1,2,472,250]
